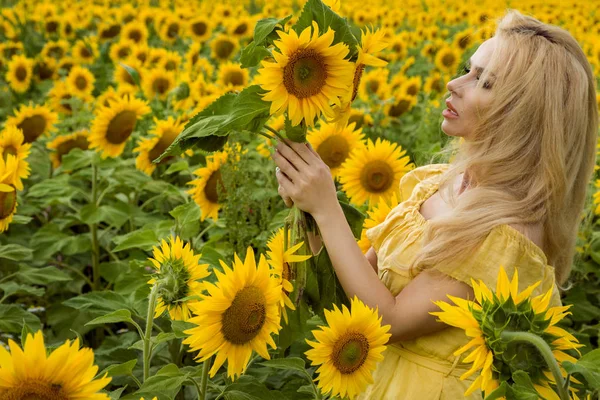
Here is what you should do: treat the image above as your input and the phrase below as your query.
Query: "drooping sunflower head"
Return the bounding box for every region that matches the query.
[188,150,229,221]
[0,330,111,400]
[46,129,89,169]
[6,54,34,93]
[0,124,31,190]
[147,235,210,321]
[429,266,584,399]
[307,121,365,178]
[305,296,392,400]
[66,65,96,98]
[183,246,282,379]
[142,67,176,100]
[134,116,185,175]
[6,103,58,144]
[255,22,355,127]
[89,95,151,158]
[265,227,312,324]
[210,34,240,62]
[338,138,415,207]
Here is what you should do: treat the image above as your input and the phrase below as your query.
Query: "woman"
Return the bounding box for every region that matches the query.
[271,10,598,400]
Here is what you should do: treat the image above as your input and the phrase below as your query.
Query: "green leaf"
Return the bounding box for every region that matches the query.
[98,359,138,378]
[283,114,306,142]
[17,266,71,284]
[294,0,359,58]
[510,370,541,400]
[60,148,94,171]
[63,291,135,315]
[20,321,35,346]
[0,243,33,261]
[0,282,45,298]
[119,62,141,87]
[0,305,41,333]
[124,364,187,400]
[171,320,196,338]
[109,387,127,400]
[338,199,366,239]
[240,41,272,68]
[563,349,600,390]
[223,376,287,400]
[113,229,159,252]
[85,309,134,326]
[312,246,349,319]
[27,174,72,200]
[253,15,292,45]
[11,215,32,225]
[165,160,189,175]
[170,202,201,240]
[258,357,307,373]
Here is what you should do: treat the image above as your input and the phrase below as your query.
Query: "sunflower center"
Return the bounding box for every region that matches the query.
[48,46,64,59]
[283,49,327,99]
[317,135,350,169]
[148,135,176,163]
[15,66,27,82]
[233,23,248,35]
[215,40,235,60]
[45,21,58,33]
[367,79,379,95]
[388,99,412,117]
[36,62,54,80]
[2,145,18,162]
[192,22,207,36]
[430,78,443,93]
[80,47,91,58]
[18,115,47,143]
[56,135,89,162]
[204,170,225,203]
[0,186,17,219]
[129,30,142,42]
[360,160,394,193]
[441,53,456,67]
[118,47,130,59]
[152,77,170,95]
[75,76,87,91]
[167,23,179,38]
[3,380,69,400]
[406,84,418,96]
[221,286,267,345]
[223,70,245,87]
[165,61,176,71]
[331,331,370,374]
[101,25,120,39]
[106,110,137,144]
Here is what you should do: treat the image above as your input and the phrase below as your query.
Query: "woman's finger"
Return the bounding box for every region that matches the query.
[282,138,318,165]
[276,168,295,207]
[272,150,300,182]
[276,141,309,170]
[305,142,321,159]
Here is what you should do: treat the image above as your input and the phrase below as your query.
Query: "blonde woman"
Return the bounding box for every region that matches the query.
[271,9,597,400]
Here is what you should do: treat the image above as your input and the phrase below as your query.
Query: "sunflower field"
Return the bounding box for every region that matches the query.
[1,0,600,399]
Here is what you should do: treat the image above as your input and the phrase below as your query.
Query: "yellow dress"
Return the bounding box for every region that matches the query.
[357,163,562,400]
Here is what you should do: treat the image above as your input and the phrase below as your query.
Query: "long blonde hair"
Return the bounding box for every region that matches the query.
[410,10,598,292]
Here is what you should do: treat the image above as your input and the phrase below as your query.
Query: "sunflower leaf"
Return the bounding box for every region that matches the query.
[240,41,272,68]
[85,309,134,326]
[253,15,292,46]
[294,0,359,58]
[0,304,41,333]
[0,243,33,261]
[97,359,137,379]
[562,349,600,390]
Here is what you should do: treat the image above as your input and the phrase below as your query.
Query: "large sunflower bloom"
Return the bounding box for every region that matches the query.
[429,266,584,399]
[338,138,415,207]
[305,296,391,400]
[188,150,228,221]
[0,331,111,399]
[307,121,365,178]
[6,103,58,143]
[255,22,354,127]
[183,247,282,379]
[89,95,151,158]
[134,116,185,175]
[147,236,210,321]
[46,130,90,169]
[0,125,31,190]
[0,154,18,233]
[357,192,399,253]
[265,228,312,324]
[6,55,34,93]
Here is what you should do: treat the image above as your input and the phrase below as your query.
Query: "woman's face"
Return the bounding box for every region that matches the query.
[441,37,497,140]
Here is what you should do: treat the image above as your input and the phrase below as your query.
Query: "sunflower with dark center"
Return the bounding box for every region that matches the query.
[147,236,210,321]
[305,296,391,400]
[307,121,365,178]
[6,103,58,144]
[66,65,95,99]
[266,227,312,324]
[210,34,240,62]
[109,40,133,63]
[46,129,89,168]
[339,138,415,206]
[256,22,354,127]
[0,154,19,233]
[184,247,282,379]
[88,95,150,158]
[188,16,212,42]
[6,54,34,93]
[188,149,229,221]
[217,62,249,91]
[435,47,461,73]
[385,93,417,118]
[0,125,31,190]
[0,331,111,400]
[142,68,176,100]
[134,116,185,175]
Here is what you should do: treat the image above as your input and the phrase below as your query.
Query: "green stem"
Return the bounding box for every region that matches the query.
[263,124,280,137]
[91,164,100,291]
[199,356,212,400]
[0,272,18,285]
[257,130,275,141]
[143,285,159,382]
[187,377,202,400]
[500,331,570,400]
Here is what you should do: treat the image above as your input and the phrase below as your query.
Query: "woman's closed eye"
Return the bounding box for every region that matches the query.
[462,66,492,89]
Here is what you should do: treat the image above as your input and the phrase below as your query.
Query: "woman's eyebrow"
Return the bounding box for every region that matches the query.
[468,57,496,78]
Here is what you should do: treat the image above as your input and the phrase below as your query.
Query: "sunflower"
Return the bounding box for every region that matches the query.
[453,27,476,51]
[429,266,584,399]
[255,22,354,127]
[226,16,254,39]
[130,42,150,66]
[33,56,57,82]
[6,55,34,93]
[217,62,249,92]
[161,51,183,73]
[0,154,18,233]
[188,150,228,221]
[338,138,414,207]
[134,116,185,175]
[72,39,99,64]
[347,108,374,129]
[66,65,96,99]
[122,20,148,44]
[358,69,389,101]
[305,296,391,400]
[109,40,135,63]
[265,228,312,324]
[158,14,182,43]
[356,27,388,68]
[307,121,365,178]
[0,125,31,190]
[147,236,210,321]
[6,103,58,143]
[95,85,136,110]
[89,95,151,158]
[383,92,418,120]
[186,43,215,79]
[142,67,176,100]
[188,16,212,42]
[147,47,168,69]
[56,57,76,76]
[0,331,111,399]
[434,46,462,74]
[357,192,399,253]
[183,246,282,379]
[41,39,68,59]
[424,70,446,94]
[47,129,89,168]
[399,76,422,97]
[48,82,74,115]
[114,60,143,90]
[210,34,240,62]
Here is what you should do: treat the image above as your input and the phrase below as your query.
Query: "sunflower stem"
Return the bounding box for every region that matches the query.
[143,284,159,382]
[91,164,100,291]
[263,124,281,137]
[187,377,202,400]
[199,355,212,400]
[257,130,275,141]
[500,331,570,400]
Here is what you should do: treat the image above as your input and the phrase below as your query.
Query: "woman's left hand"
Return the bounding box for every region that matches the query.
[272,139,339,220]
